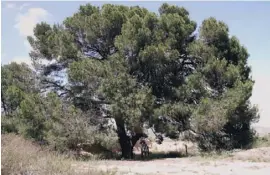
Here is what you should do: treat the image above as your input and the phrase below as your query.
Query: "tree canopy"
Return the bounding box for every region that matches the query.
[2,3,259,159]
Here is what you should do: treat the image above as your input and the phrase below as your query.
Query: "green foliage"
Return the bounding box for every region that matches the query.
[2,3,260,156]
[18,92,117,152]
[1,116,20,134]
[1,63,37,115]
[17,93,49,141]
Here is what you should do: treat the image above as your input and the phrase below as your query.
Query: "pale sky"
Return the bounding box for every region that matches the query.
[1,1,270,127]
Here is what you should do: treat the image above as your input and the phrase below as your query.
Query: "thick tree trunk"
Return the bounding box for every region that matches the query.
[118,133,133,159]
[115,119,133,159]
[115,119,147,159]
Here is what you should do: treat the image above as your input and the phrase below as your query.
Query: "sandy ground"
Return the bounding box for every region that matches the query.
[72,144,270,175]
[133,138,197,154]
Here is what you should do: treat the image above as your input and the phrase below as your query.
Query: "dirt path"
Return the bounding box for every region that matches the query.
[72,147,270,175]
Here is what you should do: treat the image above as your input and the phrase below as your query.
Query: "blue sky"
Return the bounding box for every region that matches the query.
[1,1,270,127]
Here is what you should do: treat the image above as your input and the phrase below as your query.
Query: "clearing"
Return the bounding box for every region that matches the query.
[72,147,270,175]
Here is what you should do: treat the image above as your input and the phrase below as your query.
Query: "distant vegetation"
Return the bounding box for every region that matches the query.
[2,2,260,162]
[252,134,270,148]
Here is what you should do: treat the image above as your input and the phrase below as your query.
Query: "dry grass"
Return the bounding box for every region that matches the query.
[195,147,270,163]
[232,147,270,162]
[1,133,116,175]
[148,138,270,163]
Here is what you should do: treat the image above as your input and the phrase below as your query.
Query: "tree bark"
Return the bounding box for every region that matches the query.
[115,118,133,159]
[115,119,147,159]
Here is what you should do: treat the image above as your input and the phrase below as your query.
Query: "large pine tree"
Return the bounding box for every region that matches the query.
[7,3,259,158]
